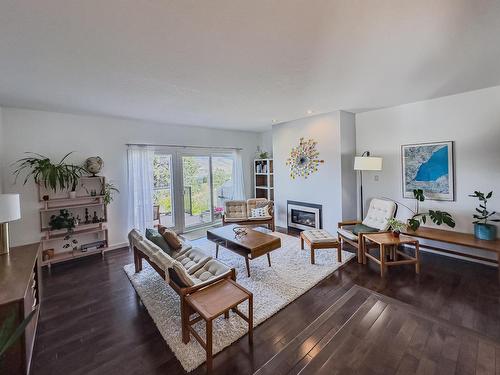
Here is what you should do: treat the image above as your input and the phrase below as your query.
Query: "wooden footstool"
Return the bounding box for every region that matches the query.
[300,229,341,264]
[184,279,253,373]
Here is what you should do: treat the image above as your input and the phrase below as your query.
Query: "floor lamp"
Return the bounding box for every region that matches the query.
[354,152,383,219]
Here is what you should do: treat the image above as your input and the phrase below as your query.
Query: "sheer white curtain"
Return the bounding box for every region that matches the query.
[127,146,155,232]
[231,149,246,200]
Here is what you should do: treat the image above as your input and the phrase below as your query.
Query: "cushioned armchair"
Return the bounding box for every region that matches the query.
[222,198,275,231]
[337,198,398,263]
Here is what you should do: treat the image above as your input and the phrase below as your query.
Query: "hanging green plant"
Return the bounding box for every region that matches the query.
[103,182,119,205]
[12,152,86,192]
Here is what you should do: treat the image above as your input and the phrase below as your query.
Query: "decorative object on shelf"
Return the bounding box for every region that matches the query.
[103,182,119,205]
[42,195,49,201]
[256,163,262,173]
[402,141,454,201]
[84,156,104,176]
[84,208,90,224]
[12,152,86,192]
[42,249,54,261]
[392,189,455,231]
[92,211,99,223]
[62,232,78,251]
[49,209,76,231]
[80,240,106,252]
[469,191,499,240]
[354,151,383,218]
[387,218,407,238]
[286,138,324,179]
[0,194,21,255]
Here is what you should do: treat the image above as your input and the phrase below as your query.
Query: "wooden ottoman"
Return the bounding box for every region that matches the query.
[300,229,341,264]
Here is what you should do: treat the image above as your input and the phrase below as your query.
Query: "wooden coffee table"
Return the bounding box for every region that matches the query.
[207,225,281,277]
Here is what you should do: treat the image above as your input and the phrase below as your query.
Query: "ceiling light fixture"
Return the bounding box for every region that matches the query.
[306,110,313,115]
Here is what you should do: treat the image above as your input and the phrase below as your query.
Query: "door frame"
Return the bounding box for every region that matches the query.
[154,147,234,234]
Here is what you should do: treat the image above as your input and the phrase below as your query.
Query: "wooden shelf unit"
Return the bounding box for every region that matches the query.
[254,159,274,200]
[38,176,109,267]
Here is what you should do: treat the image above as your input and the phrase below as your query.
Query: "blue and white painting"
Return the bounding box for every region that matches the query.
[402,141,454,201]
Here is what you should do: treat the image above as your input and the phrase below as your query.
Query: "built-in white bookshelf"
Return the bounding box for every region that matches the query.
[254,159,274,200]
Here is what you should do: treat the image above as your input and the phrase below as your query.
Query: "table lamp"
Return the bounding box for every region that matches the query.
[354,151,383,219]
[0,194,21,255]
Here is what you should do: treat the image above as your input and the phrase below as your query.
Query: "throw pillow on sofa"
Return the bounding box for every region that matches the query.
[145,228,173,255]
[158,225,183,250]
[250,205,269,218]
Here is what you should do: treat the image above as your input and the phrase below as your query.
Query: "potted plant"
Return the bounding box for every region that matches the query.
[0,306,38,370]
[405,189,456,231]
[387,217,407,238]
[13,152,86,195]
[49,209,79,251]
[67,164,85,199]
[102,182,119,205]
[469,191,499,240]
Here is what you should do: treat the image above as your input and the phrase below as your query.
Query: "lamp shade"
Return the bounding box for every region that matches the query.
[0,194,21,223]
[354,156,383,171]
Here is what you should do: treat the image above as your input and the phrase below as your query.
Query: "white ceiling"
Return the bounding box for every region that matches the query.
[1,0,500,132]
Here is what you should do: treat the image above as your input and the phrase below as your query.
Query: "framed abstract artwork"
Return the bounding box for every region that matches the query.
[286,137,324,179]
[401,141,455,201]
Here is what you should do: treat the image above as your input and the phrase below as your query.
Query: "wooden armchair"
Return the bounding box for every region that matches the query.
[337,199,398,263]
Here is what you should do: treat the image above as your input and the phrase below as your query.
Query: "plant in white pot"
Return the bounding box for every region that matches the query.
[469,191,499,240]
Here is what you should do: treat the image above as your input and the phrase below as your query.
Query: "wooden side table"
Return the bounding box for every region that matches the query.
[362,232,420,277]
[185,279,253,373]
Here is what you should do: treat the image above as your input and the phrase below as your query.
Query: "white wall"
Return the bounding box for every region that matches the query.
[0,107,3,193]
[1,108,262,248]
[272,110,356,233]
[356,85,500,261]
[259,130,273,157]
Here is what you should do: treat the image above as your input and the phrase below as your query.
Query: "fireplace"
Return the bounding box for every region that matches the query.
[287,200,322,231]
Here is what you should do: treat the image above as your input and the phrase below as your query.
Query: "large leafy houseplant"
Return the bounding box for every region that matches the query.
[0,307,38,368]
[469,191,499,240]
[13,152,86,192]
[403,189,456,231]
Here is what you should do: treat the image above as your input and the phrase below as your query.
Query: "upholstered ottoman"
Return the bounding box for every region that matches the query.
[300,229,341,264]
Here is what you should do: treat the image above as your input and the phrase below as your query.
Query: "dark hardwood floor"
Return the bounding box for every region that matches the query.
[31,233,500,375]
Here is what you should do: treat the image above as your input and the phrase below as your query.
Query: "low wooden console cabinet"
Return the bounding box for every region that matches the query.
[0,243,41,374]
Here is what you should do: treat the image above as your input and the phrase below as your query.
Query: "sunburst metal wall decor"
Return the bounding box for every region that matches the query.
[286,137,324,179]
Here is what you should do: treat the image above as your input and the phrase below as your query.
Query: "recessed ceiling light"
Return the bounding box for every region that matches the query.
[271,119,277,123]
[307,110,313,115]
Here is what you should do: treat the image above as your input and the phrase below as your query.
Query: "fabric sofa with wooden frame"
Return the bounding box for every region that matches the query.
[222,198,275,231]
[129,229,236,344]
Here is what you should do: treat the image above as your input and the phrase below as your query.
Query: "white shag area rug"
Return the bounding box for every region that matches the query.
[123,230,354,372]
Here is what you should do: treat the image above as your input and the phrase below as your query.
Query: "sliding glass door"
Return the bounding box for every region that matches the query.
[182,155,212,229]
[152,154,175,228]
[152,149,235,233]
